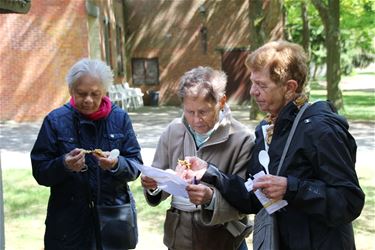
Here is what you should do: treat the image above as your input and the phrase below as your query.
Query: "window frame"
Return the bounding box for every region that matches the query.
[131,58,160,85]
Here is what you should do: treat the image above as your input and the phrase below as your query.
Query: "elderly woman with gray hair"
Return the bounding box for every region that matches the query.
[31,58,142,249]
[141,66,254,250]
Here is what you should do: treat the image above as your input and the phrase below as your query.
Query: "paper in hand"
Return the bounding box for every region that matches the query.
[244,171,288,214]
[133,161,189,198]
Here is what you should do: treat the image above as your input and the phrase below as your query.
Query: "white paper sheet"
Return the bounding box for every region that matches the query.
[244,171,288,214]
[133,162,189,198]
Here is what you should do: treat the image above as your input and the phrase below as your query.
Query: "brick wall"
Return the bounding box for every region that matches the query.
[0,0,89,122]
[124,0,250,105]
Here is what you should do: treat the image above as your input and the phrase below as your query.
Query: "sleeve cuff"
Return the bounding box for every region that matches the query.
[110,162,119,173]
[284,175,300,201]
[62,154,72,172]
[201,163,220,185]
[203,189,216,210]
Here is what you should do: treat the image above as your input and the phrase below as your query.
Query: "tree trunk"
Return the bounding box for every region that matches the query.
[311,0,343,110]
[248,0,263,120]
[325,0,342,109]
[248,0,284,120]
[301,0,311,97]
[301,1,310,54]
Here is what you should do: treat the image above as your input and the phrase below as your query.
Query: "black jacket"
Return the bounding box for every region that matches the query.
[202,101,365,250]
[31,103,142,249]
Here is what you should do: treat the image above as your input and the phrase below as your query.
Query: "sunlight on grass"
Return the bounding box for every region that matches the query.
[3,166,374,249]
[3,169,171,249]
[310,90,375,121]
[129,178,171,233]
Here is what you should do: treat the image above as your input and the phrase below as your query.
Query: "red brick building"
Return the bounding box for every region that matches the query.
[0,0,89,121]
[124,0,252,106]
[0,0,252,121]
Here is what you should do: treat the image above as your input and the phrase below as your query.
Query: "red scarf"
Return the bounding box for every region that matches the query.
[70,96,112,121]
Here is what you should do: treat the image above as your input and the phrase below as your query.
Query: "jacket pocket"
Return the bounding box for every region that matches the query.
[57,136,78,153]
[163,208,180,249]
[103,133,125,149]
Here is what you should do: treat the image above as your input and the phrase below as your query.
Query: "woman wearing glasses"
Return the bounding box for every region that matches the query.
[141,66,254,250]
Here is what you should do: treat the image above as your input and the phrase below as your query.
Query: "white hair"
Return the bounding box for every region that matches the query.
[66,58,114,90]
[178,66,227,103]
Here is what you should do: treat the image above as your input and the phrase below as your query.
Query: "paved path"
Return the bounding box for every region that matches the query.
[0,105,374,168]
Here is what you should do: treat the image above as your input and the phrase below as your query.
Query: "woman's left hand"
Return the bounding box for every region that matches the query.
[93,152,118,171]
[253,175,287,201]
[186,184,213,206]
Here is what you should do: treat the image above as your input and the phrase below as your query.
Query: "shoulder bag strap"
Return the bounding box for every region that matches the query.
[276,103,309,176]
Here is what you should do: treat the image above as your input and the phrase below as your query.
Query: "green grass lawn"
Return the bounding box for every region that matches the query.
[310,89,375,121]
[2,169,170,249]
[308,76,375,122]
[3,166,375,250]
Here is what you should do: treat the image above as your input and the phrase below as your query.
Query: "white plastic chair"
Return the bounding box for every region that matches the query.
[108,85,126,109]
[113,84,131,109]
[134,88,144,107]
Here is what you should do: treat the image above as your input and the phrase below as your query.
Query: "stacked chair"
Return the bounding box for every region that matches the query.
[107,83,144,111]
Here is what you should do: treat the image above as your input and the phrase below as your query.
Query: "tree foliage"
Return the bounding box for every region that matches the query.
[248,0,284,120]
[285,0,375,75]
[311,0,343,110]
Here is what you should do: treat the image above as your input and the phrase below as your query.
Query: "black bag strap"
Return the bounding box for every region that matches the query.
[276,103,309,176]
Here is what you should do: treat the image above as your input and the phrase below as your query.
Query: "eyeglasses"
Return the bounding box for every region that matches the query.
[183,105,221,120]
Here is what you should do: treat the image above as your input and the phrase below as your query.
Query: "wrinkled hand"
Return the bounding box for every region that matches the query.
[253,175,287,201]
[175,156,208,183]
[186,184,213,206]
[141,175,158,190]
[64,148,86,172]
[93,151,118,171]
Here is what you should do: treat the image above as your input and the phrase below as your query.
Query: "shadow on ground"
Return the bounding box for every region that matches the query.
[0,106,373,153]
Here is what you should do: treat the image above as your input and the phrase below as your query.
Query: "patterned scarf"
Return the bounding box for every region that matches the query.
[264,94,308,145]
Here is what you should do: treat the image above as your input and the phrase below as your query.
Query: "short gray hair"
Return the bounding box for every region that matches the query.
[66,58,114,90]
[178,66,227,103]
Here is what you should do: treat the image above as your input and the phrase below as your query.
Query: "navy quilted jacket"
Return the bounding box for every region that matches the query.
[31,103,142,249]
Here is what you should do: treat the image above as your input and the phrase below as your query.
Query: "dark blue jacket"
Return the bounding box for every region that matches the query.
[202,101,365,250]
[31,103,142,249]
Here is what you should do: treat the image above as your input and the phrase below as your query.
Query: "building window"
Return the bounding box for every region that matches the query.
[116,25,124,76]
[131,58,159,85]
[103,18,112,66]
[200,26,208,54]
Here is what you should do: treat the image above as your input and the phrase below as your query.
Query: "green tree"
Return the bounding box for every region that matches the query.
[311,0,343,110]
[285,0,325,80]
[248,0,284,120]
[286,0,375,76]
[340,0,375,72]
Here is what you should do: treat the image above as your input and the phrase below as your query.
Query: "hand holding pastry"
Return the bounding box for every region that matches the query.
[64,148,86,172]
[175,156,208,182]
[82,149,119,171]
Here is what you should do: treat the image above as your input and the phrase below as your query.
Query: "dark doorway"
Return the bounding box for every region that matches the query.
[221,49,251,105]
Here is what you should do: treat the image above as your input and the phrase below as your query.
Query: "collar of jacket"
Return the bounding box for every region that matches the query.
[270,101,301,137]
[65,102,115,124]
[182,104,232,149]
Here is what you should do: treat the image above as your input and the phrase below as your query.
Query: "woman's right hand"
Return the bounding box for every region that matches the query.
[141,175,158,190]
[64,148,86,172]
